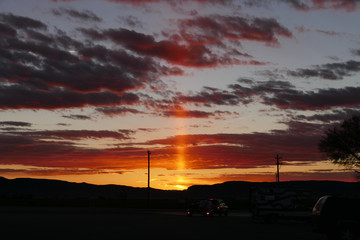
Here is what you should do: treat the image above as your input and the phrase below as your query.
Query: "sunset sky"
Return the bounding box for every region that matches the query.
[1,0,360,190]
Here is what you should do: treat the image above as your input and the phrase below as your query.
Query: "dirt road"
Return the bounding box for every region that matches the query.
[0,207,326,239]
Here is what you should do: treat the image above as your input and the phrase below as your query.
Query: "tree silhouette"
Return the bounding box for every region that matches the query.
[318,115,360,167]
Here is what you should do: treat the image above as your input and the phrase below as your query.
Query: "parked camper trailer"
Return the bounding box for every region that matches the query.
[250,187,312,223]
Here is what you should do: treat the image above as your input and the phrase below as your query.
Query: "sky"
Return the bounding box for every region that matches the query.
[1,0,360,190]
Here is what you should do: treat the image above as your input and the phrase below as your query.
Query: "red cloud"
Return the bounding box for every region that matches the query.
[147,127,323,170]
[81,27,242,68]
[311,0,360,11]
[0,120,324,172]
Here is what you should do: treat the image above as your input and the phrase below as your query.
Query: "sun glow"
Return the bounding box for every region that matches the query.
[176,145,186,169]
[174,184,187,190]
[175,109,187,170]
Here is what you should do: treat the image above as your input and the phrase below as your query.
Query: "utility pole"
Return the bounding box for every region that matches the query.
[275,154,281,183]
[147,149,151,207]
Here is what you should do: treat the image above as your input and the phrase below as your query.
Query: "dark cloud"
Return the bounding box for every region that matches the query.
[310,0,360,11]
[177,87,242,106]
[0,167,124,176]
[293,108,360,123]
[280,0,360,11]
[0,22,17,37]
[137,128,158,132]
[52,7,102,22]
[351,49,360,56]
[33,129,133,140]
[178,15,292,46]
[79,14,277,69]
[316,29,344,36]
[48,0,360,12]
[0,121,32,127]
[118,15,144,28]
[96,106,144,116]
[177,79,360,112]
[0,13,180,110]
[20,129,135,140]
[264,86,360,110]
[177,80,295,107]
[288,60,360,80]
[280,0,311,10]
[0,84,129,109]
[80,27,243,68]
[0,13,47,30]
[57,123,71,127]
[62,114,92,120]
[0,44,144,93]
[162,109,232,119]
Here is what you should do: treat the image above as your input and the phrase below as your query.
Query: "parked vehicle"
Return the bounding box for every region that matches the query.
[312,195,360,240]
[250,187,312,223]
[186,199,228,217]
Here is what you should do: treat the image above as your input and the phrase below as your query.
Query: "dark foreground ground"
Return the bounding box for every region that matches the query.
[0,206,326,240]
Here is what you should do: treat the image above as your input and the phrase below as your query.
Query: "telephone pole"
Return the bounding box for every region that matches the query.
[275,154,281,183]
[147,149,151,207]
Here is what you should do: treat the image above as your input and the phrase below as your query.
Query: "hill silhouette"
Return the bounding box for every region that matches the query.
[0,177,359,208]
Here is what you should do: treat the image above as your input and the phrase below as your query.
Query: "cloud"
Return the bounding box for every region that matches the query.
[79,13,280,69]
[351,49,360,56]
[62,114,92,120]
[0,84,126,109]
[264,86,360,110]
[0,116,326,172]
[177,79,295,108]
[47,0,360,12]
[177,78,360,112]
[80,27,243,68]
[0,126,142,170]
[1,41,144,93]
[118,15,144,28]
[288,60,360,80]
[0,121,32,127]
[0,22,17,37]
[177,87,244,106]
[0,13,47,30]
[177,15,292,47]
[280,0,360,11]
[52,7,102,22]
[2,128,135,141]
[162,109,232,119]
[26,129,135,140]
[96,106,144,117]
[0,13,181,110]
[0,133,148,169]
[310,0,360,11]
[0,167,125,176]
[147,128,323,169]
[293,107,360,123]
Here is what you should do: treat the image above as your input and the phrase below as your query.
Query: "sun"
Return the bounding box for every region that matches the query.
[174,184,187,190]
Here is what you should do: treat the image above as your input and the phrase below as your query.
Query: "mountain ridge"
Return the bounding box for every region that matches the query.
[1,176,360,210]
